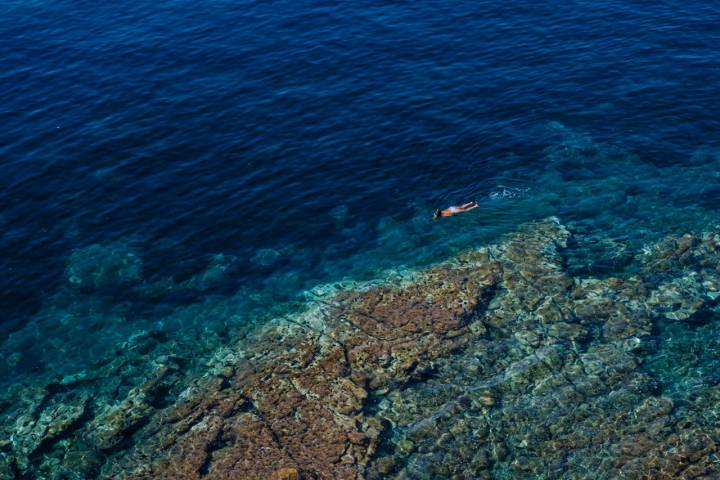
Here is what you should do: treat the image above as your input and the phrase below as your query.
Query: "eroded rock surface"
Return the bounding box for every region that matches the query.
[3,218,720,479]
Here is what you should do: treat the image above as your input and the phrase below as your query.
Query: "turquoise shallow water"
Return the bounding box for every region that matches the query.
[4,125,720,390]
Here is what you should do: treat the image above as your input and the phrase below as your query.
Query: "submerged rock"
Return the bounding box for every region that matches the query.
[252,248,280,267]
[7,390,89,475]
[5,217,720,479]
[66,241,142,291]
[92,361,177,450]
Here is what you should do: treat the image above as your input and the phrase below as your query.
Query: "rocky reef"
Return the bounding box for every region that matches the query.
[3,218,720,479]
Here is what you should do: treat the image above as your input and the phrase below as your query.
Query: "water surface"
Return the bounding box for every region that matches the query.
[1,0,720,477]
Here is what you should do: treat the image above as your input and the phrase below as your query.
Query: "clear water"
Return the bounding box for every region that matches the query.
[1,0,720,477]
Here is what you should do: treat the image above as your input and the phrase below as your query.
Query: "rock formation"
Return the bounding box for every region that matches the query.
[3,218,720,479]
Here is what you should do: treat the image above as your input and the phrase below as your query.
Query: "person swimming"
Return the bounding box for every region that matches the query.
[433,201,479,219]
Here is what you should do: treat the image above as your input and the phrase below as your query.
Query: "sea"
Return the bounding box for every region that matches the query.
[1,0,720,477]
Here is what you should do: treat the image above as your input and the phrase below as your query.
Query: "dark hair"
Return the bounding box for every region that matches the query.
[433,209,441,219]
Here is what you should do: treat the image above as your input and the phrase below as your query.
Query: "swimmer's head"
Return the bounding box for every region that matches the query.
[433,209,441,220]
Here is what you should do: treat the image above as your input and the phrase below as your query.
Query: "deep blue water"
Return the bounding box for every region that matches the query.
[1,1,720,384]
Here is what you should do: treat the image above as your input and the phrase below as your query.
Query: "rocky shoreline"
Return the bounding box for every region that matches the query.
[3,217,720,479]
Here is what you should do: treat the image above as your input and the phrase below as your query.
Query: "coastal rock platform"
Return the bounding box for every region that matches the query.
[3,218,720,479]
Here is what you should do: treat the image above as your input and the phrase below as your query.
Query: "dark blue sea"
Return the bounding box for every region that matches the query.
[1,0,720,477]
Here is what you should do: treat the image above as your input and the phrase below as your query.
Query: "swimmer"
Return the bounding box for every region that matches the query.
[433,201,479,219]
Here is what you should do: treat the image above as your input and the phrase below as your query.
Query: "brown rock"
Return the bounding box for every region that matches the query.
[272,467,299,480]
